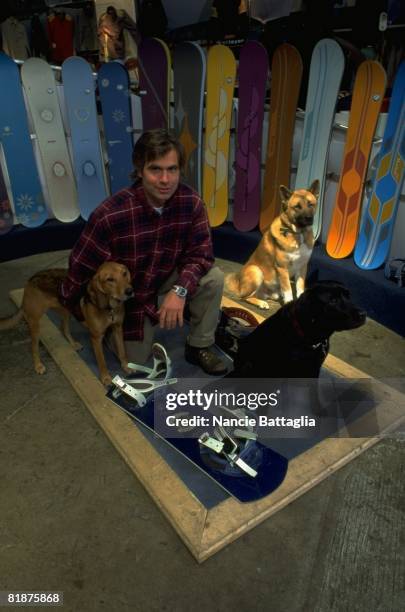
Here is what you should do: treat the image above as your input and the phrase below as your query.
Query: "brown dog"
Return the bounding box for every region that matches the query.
[226,180,319,308]
[0,262,134,385]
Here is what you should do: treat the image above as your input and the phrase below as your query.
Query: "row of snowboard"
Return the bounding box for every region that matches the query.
[0,37,177,236]
[0,39,404,271]
[175,39,404,271]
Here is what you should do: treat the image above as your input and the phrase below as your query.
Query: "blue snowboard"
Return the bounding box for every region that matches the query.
[0,53,47,228]
[62,57,108,220]
[98,62,134,194]
[107,388,288,503]
[354,60,405,270]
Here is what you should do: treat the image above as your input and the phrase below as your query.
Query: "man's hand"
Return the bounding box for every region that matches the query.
[158,291,185,330]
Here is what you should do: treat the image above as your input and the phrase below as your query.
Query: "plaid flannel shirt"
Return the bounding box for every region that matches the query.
[60,181,215,340]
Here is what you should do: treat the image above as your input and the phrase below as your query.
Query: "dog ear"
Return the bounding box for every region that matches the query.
[308,180,320,198]
[280,185,292,210]
[87,274,107,309]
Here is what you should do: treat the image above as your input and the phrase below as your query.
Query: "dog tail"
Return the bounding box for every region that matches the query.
[0,308,25,331]
[225,272,241,296]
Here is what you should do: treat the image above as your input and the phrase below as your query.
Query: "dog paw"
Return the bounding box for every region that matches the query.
[101,374,112,386]
[257,300,270,310]
[73,342,83,351]
[35,363,46,375]
[282,292,293,303]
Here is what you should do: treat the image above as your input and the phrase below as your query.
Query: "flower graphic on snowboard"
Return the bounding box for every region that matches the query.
[112,109,125,123]
[16,193,34,211]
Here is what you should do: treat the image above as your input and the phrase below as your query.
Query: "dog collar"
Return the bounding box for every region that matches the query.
[291,308,306,338]
[280,226,300,237]
[81,295,117,321]
[291,307,329,351]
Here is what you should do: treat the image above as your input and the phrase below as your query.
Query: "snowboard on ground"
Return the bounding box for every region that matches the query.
[21,57,79,223]
[260,43,303,232]
[295,38,345,240]
[107,388,288,503]
[326,61,386,259]
[98,61,134,194]
[354,60,405,270]
[233,41,268,232]
[139,37,170,130]
[0,161,13,234]
[173,42,206,193]
[0,53,47,228]
[62,57,108,220]
[203,45,236,227]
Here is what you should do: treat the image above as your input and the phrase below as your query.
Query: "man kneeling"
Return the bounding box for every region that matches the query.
[60,129,227,375]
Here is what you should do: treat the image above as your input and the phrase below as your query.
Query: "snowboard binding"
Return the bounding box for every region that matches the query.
[198,407,262,478]
[111,343,177,406]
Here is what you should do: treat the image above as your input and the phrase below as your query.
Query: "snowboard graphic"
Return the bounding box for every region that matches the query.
[107,387,288,502]
[139,37,170,130]
[62,57,108,220]
[260,44,303,232]
[203,45,236,227]
[0,161,13,235]
[173,42,206,192]
[295,39,345,240]
[354,60,405,270]
[21,57,79,223]
[0,53,47,228]
[326,61,386,258]
[233,41,268,232]
[98,61,134,194]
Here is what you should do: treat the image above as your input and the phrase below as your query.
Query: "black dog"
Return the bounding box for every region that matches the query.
[228,281,366,379]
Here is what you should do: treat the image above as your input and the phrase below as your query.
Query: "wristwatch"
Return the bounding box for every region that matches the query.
[172,285,187,298]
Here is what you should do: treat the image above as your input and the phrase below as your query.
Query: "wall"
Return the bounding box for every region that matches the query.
[161,0,211,30]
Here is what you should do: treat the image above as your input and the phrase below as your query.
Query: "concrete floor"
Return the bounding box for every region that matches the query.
[0,250,404,612]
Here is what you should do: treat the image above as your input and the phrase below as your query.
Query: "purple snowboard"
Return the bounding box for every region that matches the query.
[139,38,169,130]
[233,41,269,232]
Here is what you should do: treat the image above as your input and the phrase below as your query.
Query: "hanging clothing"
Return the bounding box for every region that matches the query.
[47,12,75,63]
[31,14,50,59]
[1,17,30,60]
[97,10,125,61]
[78,4,98,51]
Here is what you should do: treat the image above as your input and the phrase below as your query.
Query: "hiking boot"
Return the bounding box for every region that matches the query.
[184,343,228,376]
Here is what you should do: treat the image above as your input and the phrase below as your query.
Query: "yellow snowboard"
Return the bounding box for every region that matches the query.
[203,45,236,227]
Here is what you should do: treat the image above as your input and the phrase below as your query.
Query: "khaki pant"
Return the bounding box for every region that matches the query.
[111,266,224,364]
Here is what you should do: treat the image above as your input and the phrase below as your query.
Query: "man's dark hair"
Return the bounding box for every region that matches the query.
[131,129,185,179]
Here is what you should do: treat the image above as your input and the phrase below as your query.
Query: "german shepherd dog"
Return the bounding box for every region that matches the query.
[228,281,366,379]
[0,262,134,385]
[226,180,320,307]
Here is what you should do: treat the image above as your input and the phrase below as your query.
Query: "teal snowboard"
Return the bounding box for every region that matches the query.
[173,42,206,192]
[0,53,47,228]
[62,56,108,220]
[354,60,405,270]
[295,39,345,240]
